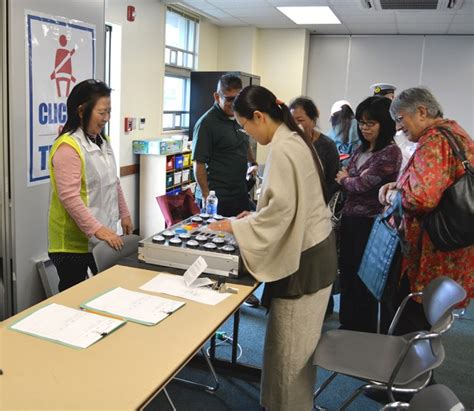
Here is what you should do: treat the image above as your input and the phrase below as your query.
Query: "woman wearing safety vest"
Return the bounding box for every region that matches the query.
[48,79,133,291]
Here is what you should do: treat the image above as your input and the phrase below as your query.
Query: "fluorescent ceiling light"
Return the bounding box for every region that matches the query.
[277,6,341,25]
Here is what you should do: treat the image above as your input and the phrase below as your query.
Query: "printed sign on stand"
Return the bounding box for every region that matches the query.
[25,11,96,186]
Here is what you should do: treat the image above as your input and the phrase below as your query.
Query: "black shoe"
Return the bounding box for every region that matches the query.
[244,293,260,307]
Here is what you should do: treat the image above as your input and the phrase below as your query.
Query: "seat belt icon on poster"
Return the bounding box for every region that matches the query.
[50,34,77,98]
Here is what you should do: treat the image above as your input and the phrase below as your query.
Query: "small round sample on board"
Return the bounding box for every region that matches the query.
[199,213,211,220]
[175,228,187,234]
[214,214,224,220]
[195,234,207,242]
[169,237,182,246]
[152,235,165,243]
[207,218,217,224]
[212,237,225,245]
[222,245,235,253]
[179,232,191,240]
[191,216,203,223]
[162,230,175,238]
[203,242,217,250]
[186,239,199,248]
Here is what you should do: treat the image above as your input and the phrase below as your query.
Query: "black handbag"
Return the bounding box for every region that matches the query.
[424,128,474,251]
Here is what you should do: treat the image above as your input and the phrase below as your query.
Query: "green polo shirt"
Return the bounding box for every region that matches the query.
[192,103,249,201]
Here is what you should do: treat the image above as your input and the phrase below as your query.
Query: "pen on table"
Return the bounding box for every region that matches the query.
[80,307,124,321]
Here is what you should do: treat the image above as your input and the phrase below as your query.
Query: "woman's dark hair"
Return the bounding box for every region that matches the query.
[60,79,111,138]
[288,96,320,122]
[330,105,354,144]
[355,96,396,152]
[234,85,328,204]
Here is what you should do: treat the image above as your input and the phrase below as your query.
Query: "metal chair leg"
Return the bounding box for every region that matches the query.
[314,371,338,398]
[173,347,220,393]
[163,388,176,411]
[338,383,367,411]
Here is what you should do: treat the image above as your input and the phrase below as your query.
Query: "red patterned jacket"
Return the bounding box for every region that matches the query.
[398,119,474,305]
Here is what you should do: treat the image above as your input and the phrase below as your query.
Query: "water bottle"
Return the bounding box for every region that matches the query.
[206,190,218,217]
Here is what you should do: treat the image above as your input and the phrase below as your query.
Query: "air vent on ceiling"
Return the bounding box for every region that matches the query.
[360,0,464,10]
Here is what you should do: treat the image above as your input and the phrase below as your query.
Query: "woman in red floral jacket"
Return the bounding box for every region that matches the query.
[380,87,474,333]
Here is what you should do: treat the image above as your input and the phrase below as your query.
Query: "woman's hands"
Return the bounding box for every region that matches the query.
[207,219,233,233]
[95,226,124,250]
[335,168,349,184]
[378,182,397,206]
[121,216,133,235]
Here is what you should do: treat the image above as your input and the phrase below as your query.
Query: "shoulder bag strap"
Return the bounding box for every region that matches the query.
[437,127,473,173]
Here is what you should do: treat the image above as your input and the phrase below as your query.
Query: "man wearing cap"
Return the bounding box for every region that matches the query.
[370,83,397,100]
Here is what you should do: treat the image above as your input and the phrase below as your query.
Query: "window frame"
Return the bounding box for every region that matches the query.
[163,7,199,133]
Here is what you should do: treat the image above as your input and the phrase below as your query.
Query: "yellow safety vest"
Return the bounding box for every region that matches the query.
[48,134,89,253]
[48,130,119,253]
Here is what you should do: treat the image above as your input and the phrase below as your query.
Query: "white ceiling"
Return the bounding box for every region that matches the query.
[165,0,474,35]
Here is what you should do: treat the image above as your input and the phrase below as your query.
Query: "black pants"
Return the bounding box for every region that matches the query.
[217,193,251,217]
[49,252,98,292]
[392,273,431,335]
[339,215,379,332]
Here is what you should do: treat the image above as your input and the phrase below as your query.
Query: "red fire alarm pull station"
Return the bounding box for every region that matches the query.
[127,5,135,22]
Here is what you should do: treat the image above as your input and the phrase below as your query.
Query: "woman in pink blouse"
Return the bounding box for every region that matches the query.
[336,96,402,332]
[48,80,132,291]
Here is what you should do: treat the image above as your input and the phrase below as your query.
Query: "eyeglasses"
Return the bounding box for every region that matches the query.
[239,118,249,130]
[358,120,378,129]
[219,93,237,103]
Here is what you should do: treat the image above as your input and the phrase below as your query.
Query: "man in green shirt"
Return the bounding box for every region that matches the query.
[192,73,259,307]
[192,73,256,217]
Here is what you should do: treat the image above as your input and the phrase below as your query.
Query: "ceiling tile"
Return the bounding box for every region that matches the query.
[451,13,474,24]
[338,14,396,24]
[267,0,330,6]
[397,23,450,34]
[346,23,400,35]
[207,0,270,7]
[225,7,283,18]
[395,11,455,24]
[448,24,474,34]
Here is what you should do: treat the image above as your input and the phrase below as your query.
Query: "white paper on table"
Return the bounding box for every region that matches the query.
[81,287,185,326]
[140,273,233,305]
[183,256,214,288]
[10,303,124,349]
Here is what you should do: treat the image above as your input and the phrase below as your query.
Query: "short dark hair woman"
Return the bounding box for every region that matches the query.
[208,85,337,410]
[335,96,402,333]
[290,96,341,198]
[48,79,132,291]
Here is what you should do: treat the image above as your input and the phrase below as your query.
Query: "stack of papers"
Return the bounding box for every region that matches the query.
[81,287,185,326]
[10,303,125,349]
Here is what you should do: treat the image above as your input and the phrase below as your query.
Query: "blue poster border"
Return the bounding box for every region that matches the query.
[27,13,96,184]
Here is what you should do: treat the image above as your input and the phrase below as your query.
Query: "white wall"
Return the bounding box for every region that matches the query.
[105,0,166,231]
[198,20,218,71]
[199,24,310,162]
[216,27,259,74]
[307,35,474,135]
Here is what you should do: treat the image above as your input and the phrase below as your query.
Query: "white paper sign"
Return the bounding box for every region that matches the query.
[25,11,96,186]
[183,256,213,288]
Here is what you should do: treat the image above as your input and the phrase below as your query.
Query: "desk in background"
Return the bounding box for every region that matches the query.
[0,264,256,410]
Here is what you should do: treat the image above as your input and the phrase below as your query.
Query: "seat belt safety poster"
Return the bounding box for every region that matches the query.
[25,10,95,186]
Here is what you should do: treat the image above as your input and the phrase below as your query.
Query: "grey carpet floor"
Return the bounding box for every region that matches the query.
[147,285,473,410]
